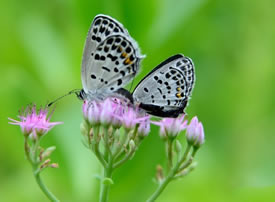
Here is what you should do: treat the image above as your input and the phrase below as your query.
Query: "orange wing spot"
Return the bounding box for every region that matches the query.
[121,52,128,58]
[124,57,133,65]
[176,93,182,98]
[177,87,181,91]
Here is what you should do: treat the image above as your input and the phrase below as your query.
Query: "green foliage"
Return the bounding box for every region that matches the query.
[1,0,275,201]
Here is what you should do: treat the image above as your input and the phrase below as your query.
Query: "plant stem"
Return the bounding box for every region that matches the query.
[147,144,192,202]
[33,168,59,202]
[167,139,173,171]
[99,157,113,202]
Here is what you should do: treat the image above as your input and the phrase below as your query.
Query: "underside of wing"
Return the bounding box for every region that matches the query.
[81,14,142,93]
[83,35,142,94]
[132,54,195,117]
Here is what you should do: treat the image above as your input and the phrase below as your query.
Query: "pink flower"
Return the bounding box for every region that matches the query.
[83,98,150,131]
[83,98,125,127]
[152,115,187,138]
[8,104,62,137]
[186,116,205,147]
[138,117,151,137]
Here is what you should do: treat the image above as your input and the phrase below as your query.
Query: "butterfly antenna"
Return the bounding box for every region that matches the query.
[47,89,81,107]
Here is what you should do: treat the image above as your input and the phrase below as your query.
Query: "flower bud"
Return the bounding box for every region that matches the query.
[186,116,205,147]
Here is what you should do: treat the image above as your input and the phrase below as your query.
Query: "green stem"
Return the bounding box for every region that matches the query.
[92,126,107,168]
[167,139,173,171]
[147,144,192,202]
[103,126,111,159]
[33,168,59,202]
[99,157,113,202]
[113,141,139,170]
[113,129,129,159]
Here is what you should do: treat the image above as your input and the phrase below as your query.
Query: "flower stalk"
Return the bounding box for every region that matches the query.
[147,116,205,202]
[82,98,150,202]
[9,104,61,201]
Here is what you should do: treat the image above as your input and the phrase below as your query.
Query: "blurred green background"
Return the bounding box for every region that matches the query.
[1,0,275,201]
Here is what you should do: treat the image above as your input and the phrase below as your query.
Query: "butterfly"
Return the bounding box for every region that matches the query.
[78,14,144,101]
[119,54,195,118]
[76,14,195,118]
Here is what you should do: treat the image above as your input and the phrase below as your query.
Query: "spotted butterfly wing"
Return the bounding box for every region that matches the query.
[132,54,195,117]
[81,14,143,100]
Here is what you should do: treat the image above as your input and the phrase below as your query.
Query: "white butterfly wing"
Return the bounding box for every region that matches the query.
[81,14,142,99]
[132,54,195,117]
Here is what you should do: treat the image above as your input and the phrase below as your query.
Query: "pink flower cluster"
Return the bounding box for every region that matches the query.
[152,115,188,138]
[8,105,62,137]
[153,115,205,147]
[82,98,150,136]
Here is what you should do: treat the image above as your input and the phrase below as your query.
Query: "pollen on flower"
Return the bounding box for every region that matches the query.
[8,104,62,137]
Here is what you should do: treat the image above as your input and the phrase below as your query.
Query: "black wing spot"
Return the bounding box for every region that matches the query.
[115,37,121,43]
[110,87,114,91]
[126,47,131,53]
[93,28,98,34]
[164,82,169,86]
[111,45,117,50]
[144,88,149,93]
[109,23,114,28]
[182,58,188,63]
[99,27,105,33]
[114,27,119,32]
[100,78,104,82]
[117,47,122,53]
[158,80,162,84]
[115,61,119,65]
[176,74,181,78]
[95,19,101,25]
[104,46,109,53]
[176,61,182,66]
[167,100,171,105]
[96,37,101,42]
[107,38,114,44]
[114,67,119,72]
[171,70,177,74]
[172,76,177,81]
[121,41,127,47]
[157,88,162,94]
[130,54,135,61]
[92,35,96,40]
[120,70,125,76]
[167,86,171,90]
[154,76,158,80]
[151,95,154,98]
[105,81,108,84]
[103,20,108,25]
[102,66,110,72]
[95,54,100,60]
[91,74,96,79]
[100,55,106,61]
[165,73,171,79]
[117,79,122,86]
